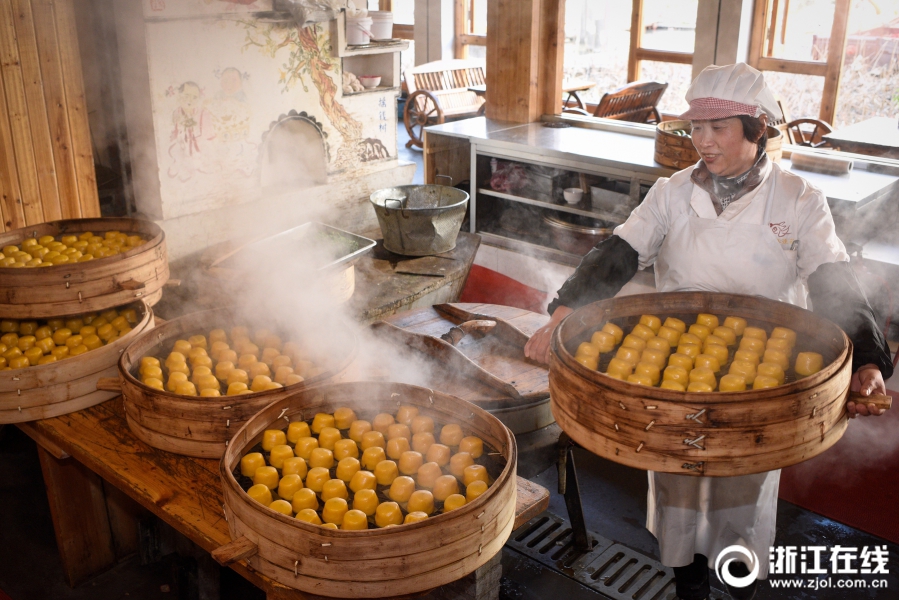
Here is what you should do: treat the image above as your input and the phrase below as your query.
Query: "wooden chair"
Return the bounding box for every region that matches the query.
[770,97,833,148]
[403,59,486,149]
[564,80,668,124]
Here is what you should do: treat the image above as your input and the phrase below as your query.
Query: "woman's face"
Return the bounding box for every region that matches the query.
[690,117,763,177]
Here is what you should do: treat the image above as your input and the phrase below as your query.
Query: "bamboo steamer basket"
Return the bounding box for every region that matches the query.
[0,218,168,319]
[216,381,517,598]
[0,301,154,423]
[549,292,852,477]
[654,121,783,170]
[104,307,357,459]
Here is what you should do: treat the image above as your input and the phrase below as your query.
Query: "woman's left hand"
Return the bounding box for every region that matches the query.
[847,363,888,418]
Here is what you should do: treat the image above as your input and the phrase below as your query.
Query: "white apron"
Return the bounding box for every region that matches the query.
[644,182,799,578]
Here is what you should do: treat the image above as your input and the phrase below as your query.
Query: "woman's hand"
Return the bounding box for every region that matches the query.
[524,306,573,365]
[847,363,888,418]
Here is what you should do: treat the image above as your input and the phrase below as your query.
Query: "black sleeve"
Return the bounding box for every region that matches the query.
[547,235,640,315]
[807,260,894,379]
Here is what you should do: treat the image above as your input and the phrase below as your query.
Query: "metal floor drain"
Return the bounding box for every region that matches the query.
[507,513,731,600]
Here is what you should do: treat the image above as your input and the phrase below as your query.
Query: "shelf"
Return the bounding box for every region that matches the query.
[477,188,627,224]
[344,40,410,56]
[343,85,400,96]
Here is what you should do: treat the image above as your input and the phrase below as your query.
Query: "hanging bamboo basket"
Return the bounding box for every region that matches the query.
[549,292,853,476]
[0,218,168,319]
[101,307,357,459]
[0,301,154,423]
[655,121,783,170]
[216,381,517,598]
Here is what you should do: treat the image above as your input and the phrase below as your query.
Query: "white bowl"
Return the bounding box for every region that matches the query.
[563,188,584,204]
[358,75,382,89]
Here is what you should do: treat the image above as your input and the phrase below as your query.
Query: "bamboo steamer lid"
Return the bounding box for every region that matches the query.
[654,121,783,170]
[0,218,168,319]
[549,292,851,476]
[217,381,517,598]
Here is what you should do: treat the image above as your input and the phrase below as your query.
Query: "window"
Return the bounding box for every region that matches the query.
[563,0,696,116]
[455,0,487,59]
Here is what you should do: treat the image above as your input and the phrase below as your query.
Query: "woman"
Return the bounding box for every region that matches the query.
[525,63,892,600]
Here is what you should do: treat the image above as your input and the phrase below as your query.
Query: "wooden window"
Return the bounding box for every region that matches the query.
[455,0,487,59]
[564,0,696,116]
[748,0,850,125]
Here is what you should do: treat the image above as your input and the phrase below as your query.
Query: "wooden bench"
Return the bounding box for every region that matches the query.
[404,59,486,148]
[564,80,668,124]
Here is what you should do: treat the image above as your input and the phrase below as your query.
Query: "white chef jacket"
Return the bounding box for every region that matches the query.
[613,158,848,576]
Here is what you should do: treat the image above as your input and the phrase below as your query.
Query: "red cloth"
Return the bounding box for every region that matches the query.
[459,265,551,315]
[778,389,899,544]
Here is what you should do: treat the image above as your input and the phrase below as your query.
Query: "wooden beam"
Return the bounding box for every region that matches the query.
[538,0,565,116]
[458,33,486,46]
[820,0,850,124]
[485,0,540,122]
[454,0,466,59]
[766,0,779,57]
[747,0,768,70]
[627,0,644,82]
[757,56,828,76]
[37,445,117,586]
[634,48,693,65]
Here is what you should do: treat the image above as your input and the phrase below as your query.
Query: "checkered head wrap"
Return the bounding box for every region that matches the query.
[679,63,783,122]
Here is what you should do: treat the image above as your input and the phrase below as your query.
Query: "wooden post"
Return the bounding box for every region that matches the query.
[627,0,644,82]
[37,445,118,586]
[485,0,565,123]
[819,0,850,125]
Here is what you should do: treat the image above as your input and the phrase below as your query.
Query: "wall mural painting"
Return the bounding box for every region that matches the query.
[359,138,389,162]
[166,68,257,183]
[241,21,367,169]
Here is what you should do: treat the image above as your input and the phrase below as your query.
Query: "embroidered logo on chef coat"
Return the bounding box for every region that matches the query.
[769,222,791,237]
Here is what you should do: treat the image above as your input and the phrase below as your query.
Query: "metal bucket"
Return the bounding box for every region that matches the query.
[370,178,469,256]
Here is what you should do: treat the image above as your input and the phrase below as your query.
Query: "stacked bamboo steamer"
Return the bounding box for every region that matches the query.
[655,122,783,170]
[105,307,358,459]
[216,381,517,598]
[0,218,165,423]
[550,292,853,476]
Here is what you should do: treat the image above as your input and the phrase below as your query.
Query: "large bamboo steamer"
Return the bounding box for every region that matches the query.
[217,381,517,598]
[0,301,154,423]
[655,121,783,170]
[549,292,852,477]
[0,218,168,319]
[108,307,357,459]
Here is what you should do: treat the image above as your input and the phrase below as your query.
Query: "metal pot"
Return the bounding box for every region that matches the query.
[370,178,469,256]
[542,210,614,255]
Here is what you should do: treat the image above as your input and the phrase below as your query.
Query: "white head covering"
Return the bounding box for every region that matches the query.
[679,63,783,122]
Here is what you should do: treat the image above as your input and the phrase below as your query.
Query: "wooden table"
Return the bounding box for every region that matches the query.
[16,396,548,599]
[823,116,899,160]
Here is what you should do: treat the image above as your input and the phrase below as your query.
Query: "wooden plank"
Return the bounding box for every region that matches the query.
[747,0,768,70]
[0,0,44,226]
[513,477,550,530]
[485,0,540,123]
[538,0,565,116]
[17,419,70,458]
[102,482,148,560]
[454,0,466,60]
[634,48,693,65]
[11,0,62,223]
[53,0,98,218]
[627,0,644,82]
[820,0,850,125]
[0,50,26,232]
[756,56,827,76]
[37,444,117,586]
[30,0,80,222]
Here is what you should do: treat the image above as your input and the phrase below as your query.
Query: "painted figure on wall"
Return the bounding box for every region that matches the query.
[207,67,256,177]
[167,81,215,181]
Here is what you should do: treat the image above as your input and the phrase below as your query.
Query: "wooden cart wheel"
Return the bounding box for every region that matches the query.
[786,118,833,148]
[404,90,444,149]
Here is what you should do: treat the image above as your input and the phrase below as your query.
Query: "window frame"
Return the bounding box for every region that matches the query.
[627,0,695,82]
[454,0,486,59]
[747,0,851,124]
